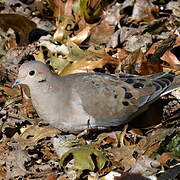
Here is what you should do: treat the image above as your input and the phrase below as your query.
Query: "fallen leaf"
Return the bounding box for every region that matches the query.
[130,156,160,176]
[13,125,60,149]
[116,49,162,75]
[161,50,180,70]
[70,25,92,45]
[0,14,36,45]
[60,146,109,178]
[132,0,159,22]
[157,152,173,166]
[109,145,139,171]
[53,17,75,43]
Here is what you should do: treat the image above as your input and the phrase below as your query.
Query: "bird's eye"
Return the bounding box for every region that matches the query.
[29,70,35,76]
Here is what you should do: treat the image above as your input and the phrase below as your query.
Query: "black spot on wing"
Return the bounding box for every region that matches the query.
[125,92,133,99]
[125,78,134,84]
[122,101,129,106]
[133,82,144,88]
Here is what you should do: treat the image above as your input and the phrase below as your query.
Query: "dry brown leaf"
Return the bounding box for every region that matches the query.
[33,48,45,62]
[20,98,36,116]
[60,48,118,75]
[90,2,121,45]
[157,152,173,166]
[141,128,176,157]
[64,0,73,16]
[61,58,105,75]
[58,176,70,180]
[130,156,160,176]
[161,50,180,70]
[176,36,180,45]
[0,166,6,179]
[162,66,180,74]
[130,129,144,136]
[13,125,60,149]
[90,20,115,45]
[0,14,36,45]
[145,42,160,56]
[45,175,57,180]
[97,132,118,147]
[132,0,159,22]
[109,145,139,171]
[0,83,36,117]
[53,0,65,18]
[70,25,92,44]
[116,49,162,75]
[53,17,75,42]
[88,175,99,180]
[0,85,20,97]
[53,0,74,18]
[4,145,30,179]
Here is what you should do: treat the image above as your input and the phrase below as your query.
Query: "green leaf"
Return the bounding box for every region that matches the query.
[60,145,109,177]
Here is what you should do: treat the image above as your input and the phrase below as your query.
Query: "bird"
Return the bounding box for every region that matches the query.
[12,61,180,133]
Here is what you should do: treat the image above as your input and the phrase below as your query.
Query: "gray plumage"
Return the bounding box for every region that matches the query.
[12,61,180,133]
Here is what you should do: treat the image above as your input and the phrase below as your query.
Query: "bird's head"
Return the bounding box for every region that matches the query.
[12,61,51,88]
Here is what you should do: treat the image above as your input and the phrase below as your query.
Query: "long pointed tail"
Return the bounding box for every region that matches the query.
[150,73,180,97]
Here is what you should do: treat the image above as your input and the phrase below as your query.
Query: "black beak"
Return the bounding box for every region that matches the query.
[11,80,21,88]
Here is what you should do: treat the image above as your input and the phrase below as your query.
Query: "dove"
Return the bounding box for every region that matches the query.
[12,61,180,133]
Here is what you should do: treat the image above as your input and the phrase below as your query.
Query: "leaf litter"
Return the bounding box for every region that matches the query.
[0,0,179,179]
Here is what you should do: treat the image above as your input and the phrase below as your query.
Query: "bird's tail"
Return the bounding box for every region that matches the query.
[148,73,180,101]
[161,74,180,96]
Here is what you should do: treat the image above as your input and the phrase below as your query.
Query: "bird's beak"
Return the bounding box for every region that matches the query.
[11,79,22,88]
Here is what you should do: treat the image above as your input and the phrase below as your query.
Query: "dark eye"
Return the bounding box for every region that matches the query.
[29,70,35,76]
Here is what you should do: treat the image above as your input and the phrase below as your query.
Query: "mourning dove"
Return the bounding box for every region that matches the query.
[12,61,180,133]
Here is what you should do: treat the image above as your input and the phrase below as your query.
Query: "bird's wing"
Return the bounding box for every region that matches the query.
[116,72,178,104]
[72,72,178,127]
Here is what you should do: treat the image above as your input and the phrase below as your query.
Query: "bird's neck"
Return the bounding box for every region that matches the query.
[29,73,65,98]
